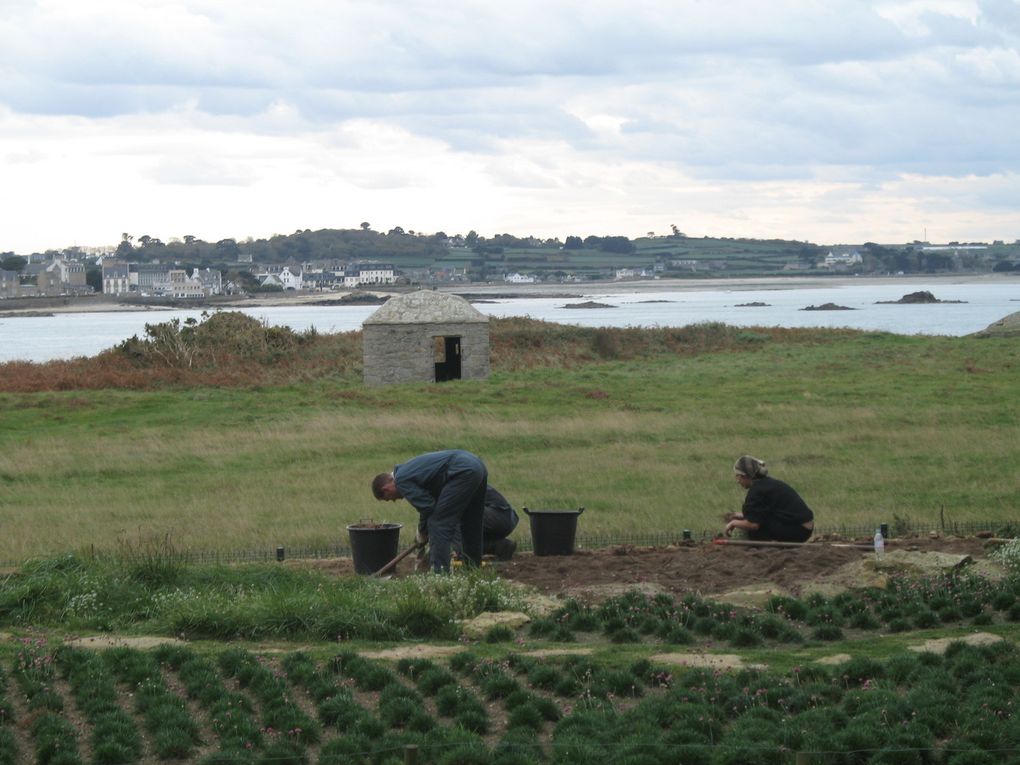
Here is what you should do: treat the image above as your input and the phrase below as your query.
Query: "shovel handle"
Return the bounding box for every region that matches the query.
[713,538,874,550]
[371,540,424,577]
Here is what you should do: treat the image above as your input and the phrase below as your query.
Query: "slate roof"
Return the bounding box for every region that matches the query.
[363,290,488,325]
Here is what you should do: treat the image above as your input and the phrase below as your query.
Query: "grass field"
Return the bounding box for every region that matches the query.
[0,320,1017,562]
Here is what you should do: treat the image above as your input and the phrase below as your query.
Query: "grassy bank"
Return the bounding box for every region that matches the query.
[0,319,1017,561]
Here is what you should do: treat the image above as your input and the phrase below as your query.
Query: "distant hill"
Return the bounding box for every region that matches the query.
[12,227,1020,281]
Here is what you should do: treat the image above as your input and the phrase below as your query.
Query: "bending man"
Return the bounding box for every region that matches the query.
[482,486,519,560]
[725,455,814,543]
[372,449,487,572]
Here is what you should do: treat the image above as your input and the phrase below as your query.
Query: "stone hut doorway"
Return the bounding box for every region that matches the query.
[433,336,462,382]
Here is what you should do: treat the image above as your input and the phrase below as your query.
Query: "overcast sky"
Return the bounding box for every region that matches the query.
[1,0,1019,253]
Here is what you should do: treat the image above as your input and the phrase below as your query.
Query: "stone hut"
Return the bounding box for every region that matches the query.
[362,291,490,386]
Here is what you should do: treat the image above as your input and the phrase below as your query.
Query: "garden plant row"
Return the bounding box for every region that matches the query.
[524,571,1020,648]
[0,571,1019,763]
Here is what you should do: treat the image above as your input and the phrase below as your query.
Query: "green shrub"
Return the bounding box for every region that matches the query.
[608,626,642,644]
[528,618,557,638]
[484,625,515,643]
[318,735,374,765]
[435,740,491,765]
[887,617,912,633]
[528,666,562,691]
[0,728,16,765]
[507,703,544,732]
[553,675,582,697]
[505,654,536,674]
[31,713,82,765]
[849,610,881,630]
[318,692,370,730]
[805,605,844,628]
[730,627,763,648]
[990,591,1015,611]
[912,609,940,629]
[454,707,489,735]
[449,652,480,674]
[663,625,695,645]
[199,749,257,765]
[436,685,486,721]
[482,673,521,700]
[766,596,809,621]
[715,719,785,765]
[257,739,308,765]
[840,657,885,687]
[416,667,457,696]
[946,749,999,765]
[566,611,599,632]
[811,623,843,641]
[493,730,546,765]
[379,697,418,729]
[938,606,964,623]
[601,669,643,698]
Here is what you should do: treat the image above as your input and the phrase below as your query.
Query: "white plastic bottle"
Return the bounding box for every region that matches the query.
[874,528,885,560]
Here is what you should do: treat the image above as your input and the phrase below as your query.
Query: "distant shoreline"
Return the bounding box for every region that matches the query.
[0,273,1016,316]
[444,272,1020,297]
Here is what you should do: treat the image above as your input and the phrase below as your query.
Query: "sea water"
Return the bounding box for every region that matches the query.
[1,280,1017,363]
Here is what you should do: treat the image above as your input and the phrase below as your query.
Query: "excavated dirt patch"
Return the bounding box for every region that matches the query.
[493,537,991,600]
[282,536,995,604]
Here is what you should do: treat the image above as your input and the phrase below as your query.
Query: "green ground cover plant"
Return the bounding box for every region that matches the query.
[154,643,266,760]
[54,647,144,765]
[0,320,1017,561]
[2,611,1020,763]
[104,646,203,759]
[529,573,1020,651]
[0,664,16,765]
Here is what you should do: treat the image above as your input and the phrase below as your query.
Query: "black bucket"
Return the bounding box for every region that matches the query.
[347,522,403,575]
[524,507,584,556]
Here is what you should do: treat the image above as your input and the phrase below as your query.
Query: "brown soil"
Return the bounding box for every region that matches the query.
[493,536,991,599]
[293,535,994,600]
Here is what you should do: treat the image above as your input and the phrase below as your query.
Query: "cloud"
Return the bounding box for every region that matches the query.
[0,0,1019,252]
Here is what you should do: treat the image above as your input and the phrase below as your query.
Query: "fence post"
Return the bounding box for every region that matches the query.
[404,744,419,765]
[795,752,811,765]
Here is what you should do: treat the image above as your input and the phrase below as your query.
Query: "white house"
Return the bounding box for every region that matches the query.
[277,266,304,290]
[153,269,205,298]
[823,250,863,269]
[614,268,641,280]
[102,261,130,295]
[191,268,223,295]
[503,272,536,284]
[344,263,395,287]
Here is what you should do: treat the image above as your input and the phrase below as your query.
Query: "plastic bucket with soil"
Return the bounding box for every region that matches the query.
[524,507,584,556]
[347,521,403,574]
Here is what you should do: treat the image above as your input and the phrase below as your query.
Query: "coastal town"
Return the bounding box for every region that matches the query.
[2,228,1019,306]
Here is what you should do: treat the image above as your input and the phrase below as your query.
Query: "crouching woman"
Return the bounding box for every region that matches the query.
[725,456,814,543]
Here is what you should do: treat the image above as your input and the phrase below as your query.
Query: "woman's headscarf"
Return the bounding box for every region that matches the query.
[733,455,768,480]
